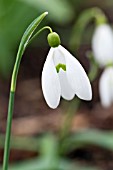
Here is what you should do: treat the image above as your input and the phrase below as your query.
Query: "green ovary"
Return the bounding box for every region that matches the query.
[56,63,66,73]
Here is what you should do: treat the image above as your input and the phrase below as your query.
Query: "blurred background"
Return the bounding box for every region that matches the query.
[1,0,113,170]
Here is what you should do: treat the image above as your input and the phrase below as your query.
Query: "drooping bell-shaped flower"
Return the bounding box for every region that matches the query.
[41,32,92,109]
[92,24,113,67]
[99,67,113,107]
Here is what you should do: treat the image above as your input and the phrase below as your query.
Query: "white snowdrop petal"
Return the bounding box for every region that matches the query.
[58,45,92,100]
[92,24,113,66]
[58,69,75,100]
[41,48,61,109]
[99,68,113,107]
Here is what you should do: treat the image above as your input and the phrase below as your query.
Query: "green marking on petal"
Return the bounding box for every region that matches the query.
[56,63,66,73]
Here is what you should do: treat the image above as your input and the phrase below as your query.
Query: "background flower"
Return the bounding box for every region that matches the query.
[92,24,113,67]
[99,67,113,107]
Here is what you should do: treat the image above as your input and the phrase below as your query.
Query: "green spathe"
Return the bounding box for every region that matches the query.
[47,32,61,47]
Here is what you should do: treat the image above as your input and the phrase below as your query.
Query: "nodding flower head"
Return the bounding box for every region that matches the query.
[41,43,92,109]
[92,24,113,67]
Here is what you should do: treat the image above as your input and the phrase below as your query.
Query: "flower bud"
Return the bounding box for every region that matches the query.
[47,32,61,47]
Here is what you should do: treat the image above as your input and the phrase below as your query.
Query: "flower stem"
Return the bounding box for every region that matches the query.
[2,91,15,170]
[59,98,80,154]
[69,7,107,52]
[2,12,51,170]
[27,26,52,46]
[60,98,80,141]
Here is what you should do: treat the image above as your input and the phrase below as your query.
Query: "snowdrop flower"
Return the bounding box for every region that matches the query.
[92,24,113,67]
[99,67,113,107]
[41,32,92,109]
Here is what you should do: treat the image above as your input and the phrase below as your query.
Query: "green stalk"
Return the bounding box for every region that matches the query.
[2,12,51,170]
[28,26,52,46]
[59,98,80,154]
[60,98,80,141]
[2,92,15,170]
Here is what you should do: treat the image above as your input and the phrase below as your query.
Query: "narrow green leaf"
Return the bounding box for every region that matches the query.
[11,11,48,91]
[3,158,99,170]
[60,160,99,170]
[62,129,113,153]
[19,11,48,52]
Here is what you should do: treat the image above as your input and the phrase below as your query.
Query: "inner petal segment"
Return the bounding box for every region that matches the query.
[53,47,66,66]
[58,69,75,100]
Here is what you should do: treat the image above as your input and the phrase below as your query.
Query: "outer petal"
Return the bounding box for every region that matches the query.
[58,69,75,100]
[41,48,61,109]
[92,24,113,67]
[58,45,92,100]
[99,67,113,107]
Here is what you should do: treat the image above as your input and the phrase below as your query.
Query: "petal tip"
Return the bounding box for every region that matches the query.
[77,84,92,101]
[44,96,60,109]
[85,86,92,101]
